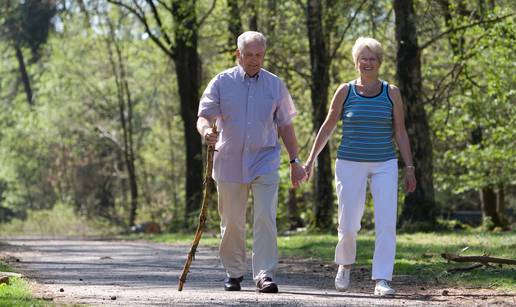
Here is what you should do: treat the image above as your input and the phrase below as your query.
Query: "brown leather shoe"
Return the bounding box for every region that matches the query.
[224,276,243,291]
[256,277,278,293]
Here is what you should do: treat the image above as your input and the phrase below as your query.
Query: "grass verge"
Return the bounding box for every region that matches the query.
[0,203,123,237]
[0,261,50,306]
[139,229,515,290]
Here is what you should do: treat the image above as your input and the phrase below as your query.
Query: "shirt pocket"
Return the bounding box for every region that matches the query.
[220,92,245,121]
[254,96,276,123]
[248,97,278,149]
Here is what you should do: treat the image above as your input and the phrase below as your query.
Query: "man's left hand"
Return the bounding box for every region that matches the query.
[290,163,307,188]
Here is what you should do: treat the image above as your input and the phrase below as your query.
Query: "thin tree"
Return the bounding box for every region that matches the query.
[104,15,140,227]
[107,0,217,226]
[302,0,366,230]
[394,0,437,226]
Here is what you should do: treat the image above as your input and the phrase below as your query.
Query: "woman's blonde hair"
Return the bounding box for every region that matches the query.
[351,37,383,69]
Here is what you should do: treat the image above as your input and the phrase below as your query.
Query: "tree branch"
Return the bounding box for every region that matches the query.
[420,13,515,50]
[330,0,367,61]
[95,125,123,151]
[441,253,516,265]
[145,0,174,52]
[446,263,483,273]
[155,0,173,15]
[198,0,217,27]
[107,0,175,59]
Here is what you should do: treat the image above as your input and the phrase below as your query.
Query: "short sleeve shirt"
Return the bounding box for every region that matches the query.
[198,65,297,183]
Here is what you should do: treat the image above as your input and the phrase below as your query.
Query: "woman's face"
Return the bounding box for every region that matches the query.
[357,48,380,77]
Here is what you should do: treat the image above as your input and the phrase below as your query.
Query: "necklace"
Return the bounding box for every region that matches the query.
[357,79,381,96]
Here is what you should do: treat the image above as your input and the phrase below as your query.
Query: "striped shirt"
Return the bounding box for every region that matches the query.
[337,80,396,162]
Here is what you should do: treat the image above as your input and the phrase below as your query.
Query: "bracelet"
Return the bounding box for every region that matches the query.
[406,165,415,170]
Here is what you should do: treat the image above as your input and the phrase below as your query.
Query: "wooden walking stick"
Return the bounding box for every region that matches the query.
[178,124,217,291]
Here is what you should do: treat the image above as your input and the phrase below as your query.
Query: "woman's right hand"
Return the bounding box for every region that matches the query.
[303,160,315,181]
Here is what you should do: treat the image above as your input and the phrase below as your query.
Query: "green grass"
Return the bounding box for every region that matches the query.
[0,262,50,306]
[0,203,123,237]
[0,262,12,273]
[142,229,516,290]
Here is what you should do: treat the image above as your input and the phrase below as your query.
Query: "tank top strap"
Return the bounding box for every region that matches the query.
[350,80,357,96]
[343,81,355,107]
[381,80,388,95]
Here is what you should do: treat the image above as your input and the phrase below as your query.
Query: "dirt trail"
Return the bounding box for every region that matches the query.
[0,237,514,306]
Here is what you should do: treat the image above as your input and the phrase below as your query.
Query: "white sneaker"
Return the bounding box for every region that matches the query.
[335,265,351,291]
[374,280,395,296]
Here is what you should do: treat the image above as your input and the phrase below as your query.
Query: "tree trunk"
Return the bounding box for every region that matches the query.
[286,188,304,230]
[479,186,501,227]
[394,0,437,226]
[13,43,33,106]
[106,17,139,227]
[165,114,179,222]
[227,0,243,61]
[306,0,334,231]
[496,185,506,226]
[248,1,258,31]
[172,1,203,227]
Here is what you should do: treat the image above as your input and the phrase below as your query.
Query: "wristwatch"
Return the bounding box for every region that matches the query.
[289,157,301,164]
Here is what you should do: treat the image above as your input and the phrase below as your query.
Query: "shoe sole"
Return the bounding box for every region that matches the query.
[374,290,395,296]
[335,279,350,292]
[257,284,278,293]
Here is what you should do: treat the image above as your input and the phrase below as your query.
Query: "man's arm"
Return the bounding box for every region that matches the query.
[278,123,306,188]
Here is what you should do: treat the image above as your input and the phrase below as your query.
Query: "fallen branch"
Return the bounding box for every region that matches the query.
[441,253,516,266]
[446,263,483,273]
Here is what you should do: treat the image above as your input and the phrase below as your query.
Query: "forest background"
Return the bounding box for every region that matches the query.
[0,0,514,235]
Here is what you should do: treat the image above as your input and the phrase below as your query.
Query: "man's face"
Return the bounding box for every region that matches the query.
[236,40,266,77]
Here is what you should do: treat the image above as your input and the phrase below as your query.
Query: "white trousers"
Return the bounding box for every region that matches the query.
[334,158,398,281]
[216,171,279,282]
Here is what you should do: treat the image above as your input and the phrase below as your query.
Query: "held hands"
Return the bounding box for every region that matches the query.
[290,162,307,189]
[303,160,315,182]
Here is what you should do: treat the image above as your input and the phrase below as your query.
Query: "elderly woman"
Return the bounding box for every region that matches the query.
[304,37,416,296]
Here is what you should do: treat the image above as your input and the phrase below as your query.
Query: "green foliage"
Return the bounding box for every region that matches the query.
[0,202,123,236]
[0,0,514,231]
[432,6,516,195]
[0,0,56,61]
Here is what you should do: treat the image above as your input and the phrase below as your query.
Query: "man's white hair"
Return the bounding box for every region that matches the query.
[352,37,383,68]
[237,31,267,52]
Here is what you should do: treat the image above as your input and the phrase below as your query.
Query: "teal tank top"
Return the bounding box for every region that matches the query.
[337,80,397,162]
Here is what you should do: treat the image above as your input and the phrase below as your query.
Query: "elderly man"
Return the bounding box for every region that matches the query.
[197,31,305,293]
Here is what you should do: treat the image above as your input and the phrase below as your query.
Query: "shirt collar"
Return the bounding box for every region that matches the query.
[237,65,260,81]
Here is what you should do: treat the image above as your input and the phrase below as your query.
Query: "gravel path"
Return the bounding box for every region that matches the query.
[0,237,514,306]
